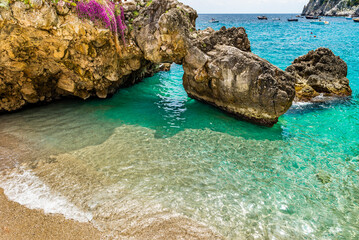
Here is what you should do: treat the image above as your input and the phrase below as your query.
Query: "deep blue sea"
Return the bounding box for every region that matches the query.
[0,14,358,239]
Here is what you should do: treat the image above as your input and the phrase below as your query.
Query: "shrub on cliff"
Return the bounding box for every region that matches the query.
[57,0,126,52]
[77,0,126,46]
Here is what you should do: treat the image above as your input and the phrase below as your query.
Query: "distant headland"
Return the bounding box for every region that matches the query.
[303,0,359,16]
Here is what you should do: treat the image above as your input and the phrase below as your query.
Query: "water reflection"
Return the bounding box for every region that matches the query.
[154,70,188,138]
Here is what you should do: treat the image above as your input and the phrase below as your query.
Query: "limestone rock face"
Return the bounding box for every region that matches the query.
[133,0,197,64]
[0,3,152,111]
[302,0,359,16]
[194,26,251,54]
[183,44,296,126]
[1,0,198,113]
[11,1,57,30]
[286,48,352,102]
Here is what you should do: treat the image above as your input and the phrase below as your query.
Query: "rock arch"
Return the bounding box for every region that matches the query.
[0,0,349,126]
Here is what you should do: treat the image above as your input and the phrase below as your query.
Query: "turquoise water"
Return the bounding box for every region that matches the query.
[0,14,359,239]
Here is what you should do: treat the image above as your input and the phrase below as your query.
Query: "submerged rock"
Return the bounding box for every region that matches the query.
[286,48,352,102]
[316,170,332,184]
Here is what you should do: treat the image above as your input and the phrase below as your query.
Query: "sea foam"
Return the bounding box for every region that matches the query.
[0,167,93,223]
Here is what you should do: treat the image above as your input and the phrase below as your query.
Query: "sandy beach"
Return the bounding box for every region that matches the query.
[0,188,102,240]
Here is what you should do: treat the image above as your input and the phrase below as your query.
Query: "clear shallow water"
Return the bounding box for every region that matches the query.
[0,14,359,239]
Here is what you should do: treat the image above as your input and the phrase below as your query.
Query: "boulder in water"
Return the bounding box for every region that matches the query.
[183,44,296,126]
[286,48,352,102]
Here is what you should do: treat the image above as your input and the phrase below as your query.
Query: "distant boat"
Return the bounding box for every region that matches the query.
[310,20,329,25]
[272,18,280,21]
[296,15,303,18]
[354,18,359,22]
[209,18,219,23]
[346,16,352,20]
[288,18,299,22]
[257,16,268,20]
[306,16,319,19]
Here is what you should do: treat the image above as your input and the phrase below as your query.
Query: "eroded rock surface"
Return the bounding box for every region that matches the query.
[183,26,295,126]
[286,48,352,102]
[183,44,296,126]
[193,26,251,54]
[302,0,359,16]
[132,0,197,64]
[0,1,157,111]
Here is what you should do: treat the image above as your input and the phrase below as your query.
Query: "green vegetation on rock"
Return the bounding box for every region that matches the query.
[0,0,10,8]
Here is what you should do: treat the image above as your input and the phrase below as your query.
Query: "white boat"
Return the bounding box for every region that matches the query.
[272,18,280,21]
[209,18,219,23]
[310,20,329,25]
[346,15,352,20]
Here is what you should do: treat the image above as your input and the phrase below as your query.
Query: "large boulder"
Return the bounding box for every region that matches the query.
[286,48,352,101]
[182,26,296,126]
[183,44,296,126]
[132,0,197,64]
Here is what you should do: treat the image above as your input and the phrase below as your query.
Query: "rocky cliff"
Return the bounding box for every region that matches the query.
[0,0,167,111]
[302,0,359,16]
[0,0,351,126]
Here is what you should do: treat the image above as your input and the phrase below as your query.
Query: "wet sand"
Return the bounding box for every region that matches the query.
[0,186,222,240]
[0,132,102,240]
[0,188,102,240]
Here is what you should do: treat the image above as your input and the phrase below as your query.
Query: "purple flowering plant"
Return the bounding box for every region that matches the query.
[75,0,127,50]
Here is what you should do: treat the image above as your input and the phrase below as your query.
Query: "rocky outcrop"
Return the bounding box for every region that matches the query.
[0,0,200,112]
[133,10,296,126]
[183,29,296,126]
[132,0,197,64]
[302,0,359,16]
[0,0,298,126]
[183,26,295,126]
[0,1,159,111]
[0,0,350,126]
[286,48,352,101]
